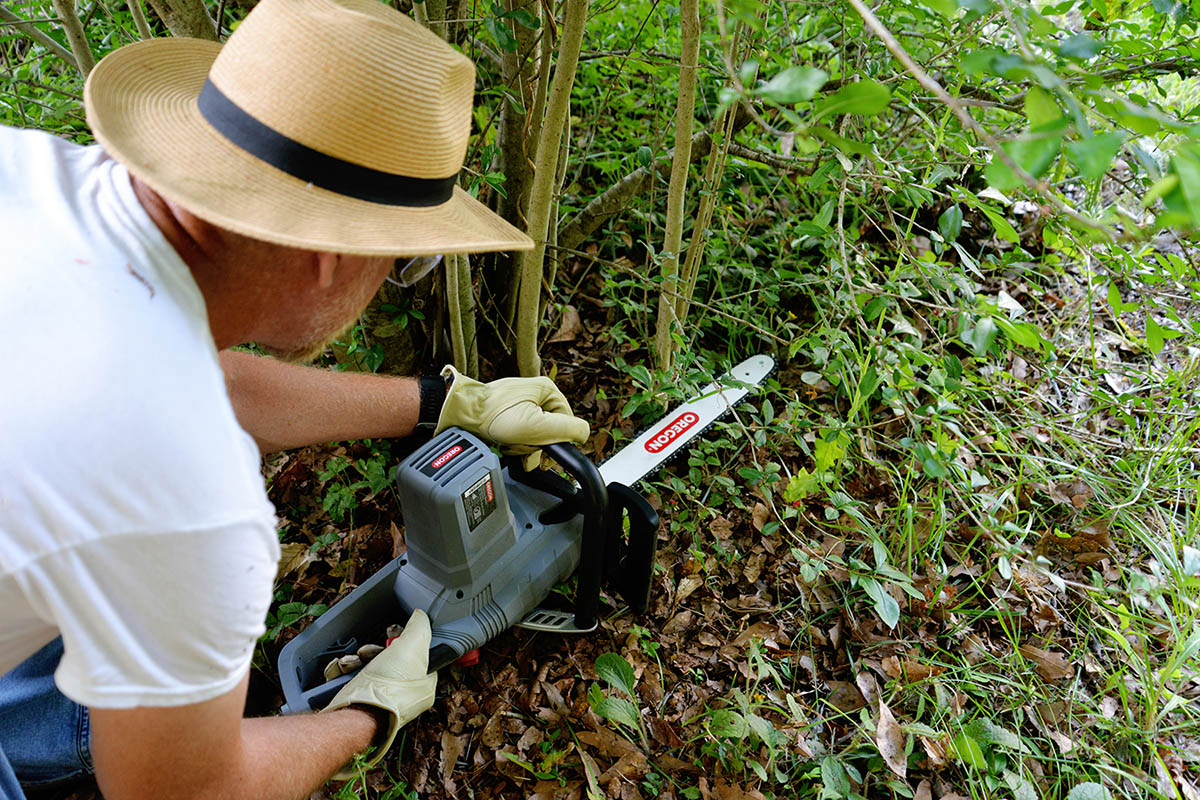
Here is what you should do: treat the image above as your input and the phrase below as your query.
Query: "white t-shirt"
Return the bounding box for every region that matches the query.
[0,126,280,708]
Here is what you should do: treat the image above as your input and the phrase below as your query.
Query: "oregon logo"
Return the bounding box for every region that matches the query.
[431,445,463,469]
[645,412,700,453]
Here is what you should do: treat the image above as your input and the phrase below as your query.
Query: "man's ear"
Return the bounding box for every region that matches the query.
[314,252,339,289]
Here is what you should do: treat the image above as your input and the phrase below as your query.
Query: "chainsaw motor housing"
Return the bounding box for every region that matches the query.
[278,428,590,713]
[391,430,585,665]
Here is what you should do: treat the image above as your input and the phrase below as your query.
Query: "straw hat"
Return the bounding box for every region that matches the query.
[84,0,532,256]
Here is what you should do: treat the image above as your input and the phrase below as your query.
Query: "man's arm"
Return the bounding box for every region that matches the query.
[90,672,382,800]
[219,350,421,453]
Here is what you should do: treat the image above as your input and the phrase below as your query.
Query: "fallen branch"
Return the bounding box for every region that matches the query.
[558,111,751,253]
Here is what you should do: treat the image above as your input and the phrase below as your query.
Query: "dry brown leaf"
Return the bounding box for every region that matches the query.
[855,672,879,707]
[1048,730,1074,753]
[597,751,649,784]
[575,744,604,799]
[648,717,686,748]
[826,680,867,712]
[517,726,544,753]
[1036,518,1114,561]
[920,734,950,767]
[875,697,907,778]
[902,660,946,681]
[548,305,583,342]
[915,779,932,800]
[676,575,704,604]
[710,516,735,539]
[732,621,779,649]
[742,552,766,584]
[663,609,694,635]
[275,541,315,580]
[751,503,770,531]
[1020,644,1073,681]
[1047,479,1093,509]
[481,710,505,748]
[577,728,640,758]
[389,520,405,557]
[439,732,465,792]
[881,656,902,679]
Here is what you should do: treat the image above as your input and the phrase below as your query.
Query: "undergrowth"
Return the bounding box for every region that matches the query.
[5,0,1200,797]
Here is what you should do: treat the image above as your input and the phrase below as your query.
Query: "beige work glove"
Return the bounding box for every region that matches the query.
[436,366,590,470]
[323,610,437,780]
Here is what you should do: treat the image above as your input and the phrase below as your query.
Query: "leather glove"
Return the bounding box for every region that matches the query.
[436,366,590,470]
[323,610,437,780]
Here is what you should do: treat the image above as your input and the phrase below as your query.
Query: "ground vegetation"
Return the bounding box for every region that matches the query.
[5,0,1200,797]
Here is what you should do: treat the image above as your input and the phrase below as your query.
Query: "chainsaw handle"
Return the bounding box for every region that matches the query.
[542,442,608,631]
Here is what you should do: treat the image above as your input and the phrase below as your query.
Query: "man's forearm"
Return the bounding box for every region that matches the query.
[219,350,422,452]
[92,684,389,800]
[235,708,384,799]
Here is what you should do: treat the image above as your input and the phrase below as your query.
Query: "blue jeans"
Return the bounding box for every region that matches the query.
[0,639,93,799]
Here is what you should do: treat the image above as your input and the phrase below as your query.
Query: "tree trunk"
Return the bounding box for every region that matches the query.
[652,0,700,372]
[515,0,589,377]
[144,0,217,39]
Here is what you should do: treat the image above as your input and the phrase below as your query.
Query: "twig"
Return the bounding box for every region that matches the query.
[3,77,81,100]
[0,5,75,64]
[843,0,1116,240]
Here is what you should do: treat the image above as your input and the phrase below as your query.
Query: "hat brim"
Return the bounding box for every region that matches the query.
[84,38,533,257]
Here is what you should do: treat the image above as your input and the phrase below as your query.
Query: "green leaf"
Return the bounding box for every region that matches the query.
[960,48,1004,76]
[1145,316,1181,353]
[784,469,821,502]
[1065,132,1126,181]
[1024,87,1061,128]
[820,756,852,796]
[1171,148,1200,225]
[1066,783,1111,800]
[977,205,1020,243]
[952,733,987,770]
[964,718,1030,753]
[808,125,873,155]
[938,205,963,241]
[986,123,1066,190]
[994,317,1048,352]
[963,316,999,357]
[813,80,891,119]
[1107,282,1137,314]
[746,713,778,746]
[759,66,828,105]
[708,709,749,738]
[861,577,901,628]
[595,652,637,698]
[593,696,639,729]
[1059,32,1102,60]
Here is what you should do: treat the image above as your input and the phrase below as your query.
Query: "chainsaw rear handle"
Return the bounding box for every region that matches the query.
[541,442,608,631]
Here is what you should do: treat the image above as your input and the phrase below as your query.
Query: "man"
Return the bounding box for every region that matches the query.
[0,0,588,797]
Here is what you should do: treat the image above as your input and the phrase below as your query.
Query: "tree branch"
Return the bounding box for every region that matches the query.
[844,0,1115,239]
[49,0,95,77]
[0,5,75,65]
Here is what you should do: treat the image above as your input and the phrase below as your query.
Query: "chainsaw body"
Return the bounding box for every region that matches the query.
[278,427,657,714]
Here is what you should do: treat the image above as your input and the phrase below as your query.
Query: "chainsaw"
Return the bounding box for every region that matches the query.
[278,354,775,713]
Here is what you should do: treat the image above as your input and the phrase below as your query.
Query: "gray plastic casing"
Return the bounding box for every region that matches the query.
[277,428,582,713]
